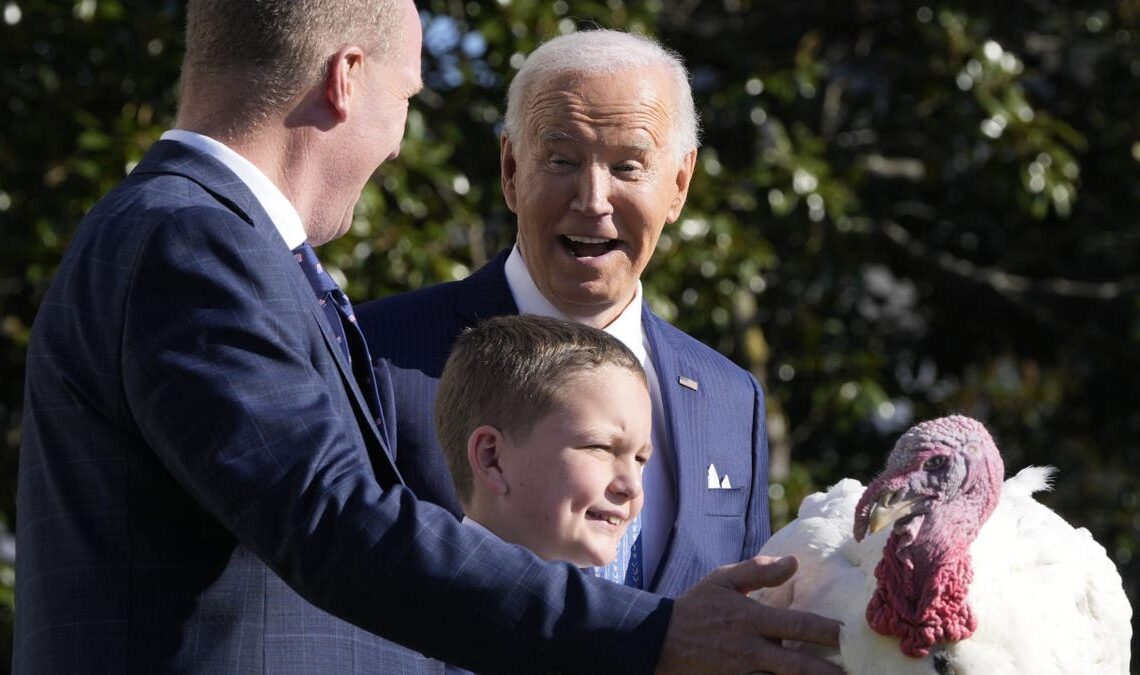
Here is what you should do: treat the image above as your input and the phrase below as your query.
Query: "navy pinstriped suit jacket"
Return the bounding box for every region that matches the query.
[357,249,772,599]
[14,141,671,674]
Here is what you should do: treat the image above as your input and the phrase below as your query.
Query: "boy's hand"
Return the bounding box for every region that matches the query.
[655,555,844,675]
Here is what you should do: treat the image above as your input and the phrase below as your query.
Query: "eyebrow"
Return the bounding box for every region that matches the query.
[539,130,574,143]
[538,130,654,153]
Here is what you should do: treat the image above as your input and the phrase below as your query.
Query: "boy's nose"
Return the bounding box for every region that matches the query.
[608,460,644,503]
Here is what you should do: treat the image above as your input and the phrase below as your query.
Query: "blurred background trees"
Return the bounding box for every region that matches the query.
[2,0,1137,668]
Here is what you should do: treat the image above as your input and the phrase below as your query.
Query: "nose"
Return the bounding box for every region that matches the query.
[607,457,644,505]
[570,164,614,217]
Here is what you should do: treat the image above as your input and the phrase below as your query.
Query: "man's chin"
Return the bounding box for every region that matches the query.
[335,214,354,240]
[550,288,635,326]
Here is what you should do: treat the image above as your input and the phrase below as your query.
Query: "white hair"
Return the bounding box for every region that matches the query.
[503,29,700,158]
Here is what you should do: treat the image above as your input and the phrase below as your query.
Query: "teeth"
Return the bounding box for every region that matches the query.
[566,235,610,244]
[590,512,624,526]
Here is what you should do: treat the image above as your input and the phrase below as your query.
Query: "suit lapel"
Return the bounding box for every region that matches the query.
[454,249,519,326]
[305,300,401,485]
[281,245,399,484]
[133,141,400,484]
[642,311,704,594]
[133,140,264,226]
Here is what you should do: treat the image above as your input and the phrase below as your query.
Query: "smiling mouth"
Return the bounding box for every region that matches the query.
[561,234,619,258]
[586,510,625,527]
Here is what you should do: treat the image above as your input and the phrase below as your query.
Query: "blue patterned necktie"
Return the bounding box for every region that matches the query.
[292,242,385,428]
[593,512,644,588]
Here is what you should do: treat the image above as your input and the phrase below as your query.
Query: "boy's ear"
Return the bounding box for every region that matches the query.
[467,425,509,496]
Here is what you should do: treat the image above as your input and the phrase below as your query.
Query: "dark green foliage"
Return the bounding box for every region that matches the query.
[2,0,1137,669]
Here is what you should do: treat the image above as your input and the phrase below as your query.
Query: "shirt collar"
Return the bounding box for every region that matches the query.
[460,515,498,538]
[503,244,647,363]
[160,129,307,250]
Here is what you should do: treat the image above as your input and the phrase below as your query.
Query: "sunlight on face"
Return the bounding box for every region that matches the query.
[495,364,653,567]
[502,68,696,328]
[333,0,424,242]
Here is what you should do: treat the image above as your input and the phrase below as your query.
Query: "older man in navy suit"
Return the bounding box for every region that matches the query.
[357,28,837,670]
[14,1,842,674]
[360,26,769,597]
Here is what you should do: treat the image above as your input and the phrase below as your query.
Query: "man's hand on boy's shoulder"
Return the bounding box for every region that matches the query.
[656,555,844,675]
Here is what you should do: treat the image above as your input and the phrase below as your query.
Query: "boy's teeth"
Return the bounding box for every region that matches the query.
[588,511,623,526]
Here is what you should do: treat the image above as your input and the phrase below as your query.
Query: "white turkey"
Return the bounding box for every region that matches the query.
[751,415,1132,674]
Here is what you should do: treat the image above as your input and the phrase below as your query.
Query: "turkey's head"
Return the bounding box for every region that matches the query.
[852,415,1005,658]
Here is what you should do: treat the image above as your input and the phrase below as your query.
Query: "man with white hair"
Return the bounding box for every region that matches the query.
[358,28,841,673]
[15,3,837,672]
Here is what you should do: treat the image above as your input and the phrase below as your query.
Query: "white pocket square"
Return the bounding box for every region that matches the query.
[707,463,732,489]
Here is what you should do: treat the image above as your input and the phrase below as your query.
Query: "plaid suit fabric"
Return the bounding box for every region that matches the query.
[14,141,670,674]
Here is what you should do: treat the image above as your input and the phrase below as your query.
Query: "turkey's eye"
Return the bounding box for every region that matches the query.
[924,456,947,471]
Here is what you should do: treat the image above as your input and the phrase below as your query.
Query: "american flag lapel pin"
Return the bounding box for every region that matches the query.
[678,375,699,391]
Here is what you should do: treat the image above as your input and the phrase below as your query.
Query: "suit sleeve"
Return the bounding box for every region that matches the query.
[743,373,772,558]
[119,207,672,674]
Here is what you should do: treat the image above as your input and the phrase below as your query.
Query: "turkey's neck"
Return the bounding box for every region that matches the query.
[865,534,977,658]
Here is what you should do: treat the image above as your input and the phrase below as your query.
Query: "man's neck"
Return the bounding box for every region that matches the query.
[504,245,641,331]
[559,300,632,331]
[177,110,340,245]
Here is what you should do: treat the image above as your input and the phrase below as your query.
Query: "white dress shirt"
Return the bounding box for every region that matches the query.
[503,245,677,584]
[160,129,306,250]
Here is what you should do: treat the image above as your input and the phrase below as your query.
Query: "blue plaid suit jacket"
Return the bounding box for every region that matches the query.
[357,249,772,599]
[14,141,670,674]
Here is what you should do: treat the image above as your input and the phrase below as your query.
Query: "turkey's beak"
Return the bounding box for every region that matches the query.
[866,489,926,535]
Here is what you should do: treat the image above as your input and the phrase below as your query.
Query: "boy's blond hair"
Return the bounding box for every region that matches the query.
[435,314,646,505]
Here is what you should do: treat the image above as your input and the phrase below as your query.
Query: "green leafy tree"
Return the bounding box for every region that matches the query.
[2,0,1137,669]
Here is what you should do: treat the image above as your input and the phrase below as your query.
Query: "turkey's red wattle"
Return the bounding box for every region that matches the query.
[865,534,977,657]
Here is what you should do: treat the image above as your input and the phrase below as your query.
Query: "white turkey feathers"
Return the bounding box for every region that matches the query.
[751,416,1132,674]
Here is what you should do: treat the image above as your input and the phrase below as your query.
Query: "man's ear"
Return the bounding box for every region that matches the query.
[467,425,509,496]
[500,134,519,214]
[325,45,366,123]
[665,148,698,223]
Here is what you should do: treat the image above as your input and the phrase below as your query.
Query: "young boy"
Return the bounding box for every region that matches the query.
[434,314,653,569]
